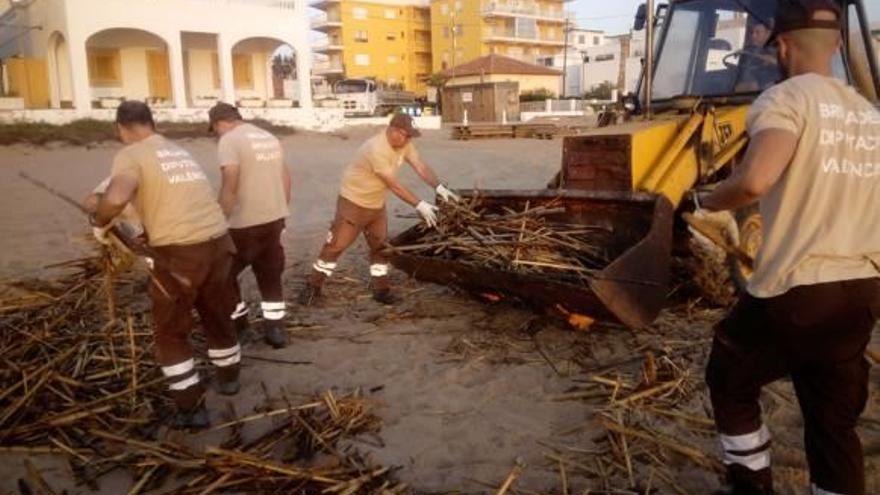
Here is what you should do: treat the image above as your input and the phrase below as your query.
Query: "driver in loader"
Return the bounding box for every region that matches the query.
[693,1,880,493]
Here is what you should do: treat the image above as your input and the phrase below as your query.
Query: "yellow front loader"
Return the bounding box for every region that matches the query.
[391,0,880,328]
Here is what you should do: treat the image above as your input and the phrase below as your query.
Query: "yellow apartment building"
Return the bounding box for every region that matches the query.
[311,0,432,95]
[429,0,569,73]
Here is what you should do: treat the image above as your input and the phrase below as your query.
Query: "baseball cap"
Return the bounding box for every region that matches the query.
[767,0,842,46]
[388,113,421,138]
[207,102,243,133]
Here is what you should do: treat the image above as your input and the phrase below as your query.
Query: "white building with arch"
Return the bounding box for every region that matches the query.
[0,0,328,125]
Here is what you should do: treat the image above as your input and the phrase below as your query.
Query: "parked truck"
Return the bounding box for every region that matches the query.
[328,79,416,117]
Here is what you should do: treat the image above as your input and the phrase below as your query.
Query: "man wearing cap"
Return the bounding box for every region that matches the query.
[92,101,241,429]
[693,1,880,493]
[299,113,458,305]
[209,103,292,349]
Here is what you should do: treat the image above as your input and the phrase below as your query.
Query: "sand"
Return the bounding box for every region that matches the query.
[1,128,879,494]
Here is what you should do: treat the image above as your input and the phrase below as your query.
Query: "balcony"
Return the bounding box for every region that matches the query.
[481,2,565,22]
[314,41,344,53]
[310,15,342,31]
[414,41,431,53]
[313,61,344,75]
[483,30,564,46]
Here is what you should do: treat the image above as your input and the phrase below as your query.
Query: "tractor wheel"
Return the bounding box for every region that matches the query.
[687,204,762,307]
[728,204,762,292]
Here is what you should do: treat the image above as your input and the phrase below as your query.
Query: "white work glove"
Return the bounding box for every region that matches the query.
[415,200,439,228]
[435,184,460,203]
[688,208,740,253]
[89,214,113,245]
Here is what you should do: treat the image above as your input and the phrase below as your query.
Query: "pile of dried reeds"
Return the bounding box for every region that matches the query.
[390,196,616,284]
[0,255,403,493]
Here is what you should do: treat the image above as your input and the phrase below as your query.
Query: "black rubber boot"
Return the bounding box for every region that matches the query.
[298,284,322,306]
[215,364,240,396]
[168,384,209,430]
[264,320,287,349]
[712,465,774,495]
[233,316,250,343]
[372,288,398,305]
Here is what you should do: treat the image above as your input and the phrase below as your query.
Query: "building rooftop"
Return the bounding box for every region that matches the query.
[440,54,562,78]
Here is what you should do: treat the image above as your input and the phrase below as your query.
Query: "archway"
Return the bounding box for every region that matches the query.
[230,37,300,107]
[85,28,172,108]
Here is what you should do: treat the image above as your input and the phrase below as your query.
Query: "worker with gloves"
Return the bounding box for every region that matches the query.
[299,113,458,306]
[92,101,240,429]
[692,2,880,493]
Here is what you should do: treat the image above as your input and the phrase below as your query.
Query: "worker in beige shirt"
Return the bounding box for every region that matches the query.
[92,101,241,430]
[299,113,459,305]
[693,2,880,494]
[209,103,291,349]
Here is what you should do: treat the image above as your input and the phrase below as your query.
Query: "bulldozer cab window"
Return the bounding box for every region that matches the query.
[652,0,782,100]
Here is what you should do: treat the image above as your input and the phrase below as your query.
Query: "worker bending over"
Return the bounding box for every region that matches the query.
[92,101,241,429]
[299,113,458,305]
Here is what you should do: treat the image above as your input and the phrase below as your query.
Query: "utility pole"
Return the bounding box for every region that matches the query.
[561,17,570,97]
[450,9,457,82]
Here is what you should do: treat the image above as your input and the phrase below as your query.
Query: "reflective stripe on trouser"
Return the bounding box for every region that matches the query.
[161,358,200,391]
[719,424,771,470]
[313,260,337,277]
[370,263,389,277]
[310,196,388,288]
[231,301,248,320]
[208,344,241,368]
[812,484,844,495]
[261,301,286,321]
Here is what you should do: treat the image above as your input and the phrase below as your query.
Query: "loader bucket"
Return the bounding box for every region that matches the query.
[388,189,675,328]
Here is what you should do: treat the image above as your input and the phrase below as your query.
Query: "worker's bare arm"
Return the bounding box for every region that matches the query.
[95,175,138,226]
[702,129,798,211]
[375,169,421,207]
[218,164,241,216]
[407,156,440,189]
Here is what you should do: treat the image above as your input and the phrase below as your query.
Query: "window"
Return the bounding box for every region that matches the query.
[401,31,405,39]
[387,32,396,41]
[455,24,463,36]
[440,3,448,15]
[454,0,461,11]
[388,55,398,63]
[593,36,600,45]
[578,35,585,44]
[355,30,368,42]
[515,18,537,39]
[353,7,367,19]
[232,54,253,89]
[596,53,615,62]
[87,49,121,87]
[385,8,396,19]
[355,54,370,66]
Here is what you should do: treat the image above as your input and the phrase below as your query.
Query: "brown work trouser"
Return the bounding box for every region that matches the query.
[150,235,240,401]
[309,196,390,290]
[229,218,286,321]
[706,278,880,495]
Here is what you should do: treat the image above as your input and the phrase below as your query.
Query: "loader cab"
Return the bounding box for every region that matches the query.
[635,0,880,109]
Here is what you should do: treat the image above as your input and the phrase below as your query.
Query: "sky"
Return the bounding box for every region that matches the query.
[567,0,645,35]
[568,0,880,36]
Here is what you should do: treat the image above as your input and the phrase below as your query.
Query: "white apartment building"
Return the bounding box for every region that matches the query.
[0,0,314,115]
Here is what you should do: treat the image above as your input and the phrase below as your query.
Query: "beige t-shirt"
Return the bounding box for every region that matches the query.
[746,73,880,297]
[217,123,289,229]
[339,132,420,209]
[111,134,228,247]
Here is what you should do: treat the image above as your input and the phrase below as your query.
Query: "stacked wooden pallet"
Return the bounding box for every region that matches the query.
[451,116,597,141]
